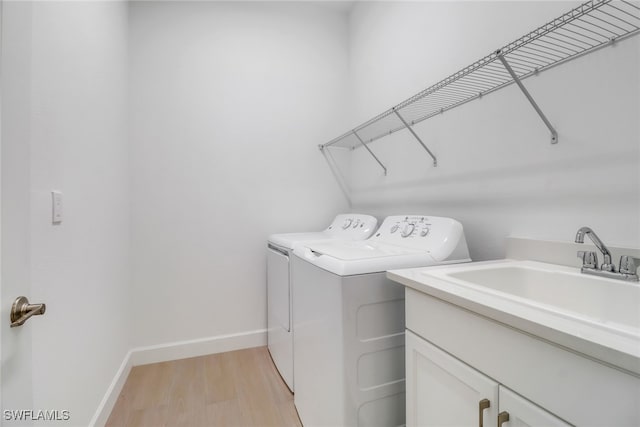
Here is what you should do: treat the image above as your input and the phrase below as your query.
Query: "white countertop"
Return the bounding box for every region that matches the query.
[388,259,640,376]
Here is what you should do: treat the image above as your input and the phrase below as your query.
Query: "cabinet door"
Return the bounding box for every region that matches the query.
[406,330,499,427]
[498,387,571,427]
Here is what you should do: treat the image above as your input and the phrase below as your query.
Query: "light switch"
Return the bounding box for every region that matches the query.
[52,191,63,224]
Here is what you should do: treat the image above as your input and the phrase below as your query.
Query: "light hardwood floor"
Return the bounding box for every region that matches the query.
[106,347,302,427]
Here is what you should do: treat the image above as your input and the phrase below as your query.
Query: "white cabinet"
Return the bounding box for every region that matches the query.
[406,330,498,427]
[403,287,640,426]
[406,330,571,427]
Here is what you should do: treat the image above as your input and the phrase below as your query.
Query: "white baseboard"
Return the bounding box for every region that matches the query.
[89,350,133,427]
[129,328,267,366]
[90,329,267,427]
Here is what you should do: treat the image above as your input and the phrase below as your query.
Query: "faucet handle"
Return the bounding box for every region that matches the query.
[577,251,598,269]
[619,256,640,275]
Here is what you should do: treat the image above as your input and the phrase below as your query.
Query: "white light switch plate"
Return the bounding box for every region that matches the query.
[52,191,63,224]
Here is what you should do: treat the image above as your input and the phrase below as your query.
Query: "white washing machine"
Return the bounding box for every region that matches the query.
[267,214,378,392]
[291,215,470,427]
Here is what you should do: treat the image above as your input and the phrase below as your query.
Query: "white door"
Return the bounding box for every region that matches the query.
[1,1,40,423]
[406,330,499,427]
[498,387,571,427]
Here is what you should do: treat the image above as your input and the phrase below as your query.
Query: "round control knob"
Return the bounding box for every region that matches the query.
[401,223,415,238]
[342,219,352,229]
[390,224,399,233]
[352,219,360,228]
[421,227,430,237]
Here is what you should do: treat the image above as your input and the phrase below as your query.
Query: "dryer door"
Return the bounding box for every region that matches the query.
[267,244,293,391]
[267,244,290,332]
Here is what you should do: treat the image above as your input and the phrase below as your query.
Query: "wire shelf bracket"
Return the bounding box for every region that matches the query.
[353,130,388,175]
[497,51,559,144]
[318,0,640,175]
[393,108,438,167]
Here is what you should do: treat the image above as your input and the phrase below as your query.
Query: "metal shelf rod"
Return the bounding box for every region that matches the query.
[352,130,388,175]
[497,51,558,144]
[393,109,437,167]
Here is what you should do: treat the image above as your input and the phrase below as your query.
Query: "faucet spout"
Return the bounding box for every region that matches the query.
[574,226,589,244]
[575,227,613,270]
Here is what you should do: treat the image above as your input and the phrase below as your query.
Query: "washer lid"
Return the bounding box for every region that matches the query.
[293,243,442,276]
[302,240,426,260]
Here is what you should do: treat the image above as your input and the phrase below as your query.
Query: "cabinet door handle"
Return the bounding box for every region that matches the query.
[498,411,510,427]
[478,399,490,427]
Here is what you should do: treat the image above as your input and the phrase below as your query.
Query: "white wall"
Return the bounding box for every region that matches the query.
[129,2,350,347]
[346,1,640,260]
[16,2,130,425]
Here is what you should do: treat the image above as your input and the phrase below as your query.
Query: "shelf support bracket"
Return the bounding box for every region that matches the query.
[497,51,558,144]
[393,109,437,167]
[352,130,388,176]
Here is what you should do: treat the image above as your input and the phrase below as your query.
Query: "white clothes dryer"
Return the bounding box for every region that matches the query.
[267,214,378,392]
[291,215,470,427]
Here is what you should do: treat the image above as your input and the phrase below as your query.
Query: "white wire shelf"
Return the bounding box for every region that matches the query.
[319,0,640,173]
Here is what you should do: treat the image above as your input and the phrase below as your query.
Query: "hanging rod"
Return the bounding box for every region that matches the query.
[319,0,640,171]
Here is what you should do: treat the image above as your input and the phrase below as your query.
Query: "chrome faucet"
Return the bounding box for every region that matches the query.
[575,227,614,271]
[575,226,639,282]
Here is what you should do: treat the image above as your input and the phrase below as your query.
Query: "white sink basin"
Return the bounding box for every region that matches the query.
[446,264,640,334]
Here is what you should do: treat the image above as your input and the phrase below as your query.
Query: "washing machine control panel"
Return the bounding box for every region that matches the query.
[385,216,431,238]
[370,215,464,252]
[326,214,378,240]
[401,223,415,238]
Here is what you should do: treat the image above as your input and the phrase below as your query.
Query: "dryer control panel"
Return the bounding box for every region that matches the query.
[324,214,378,240]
